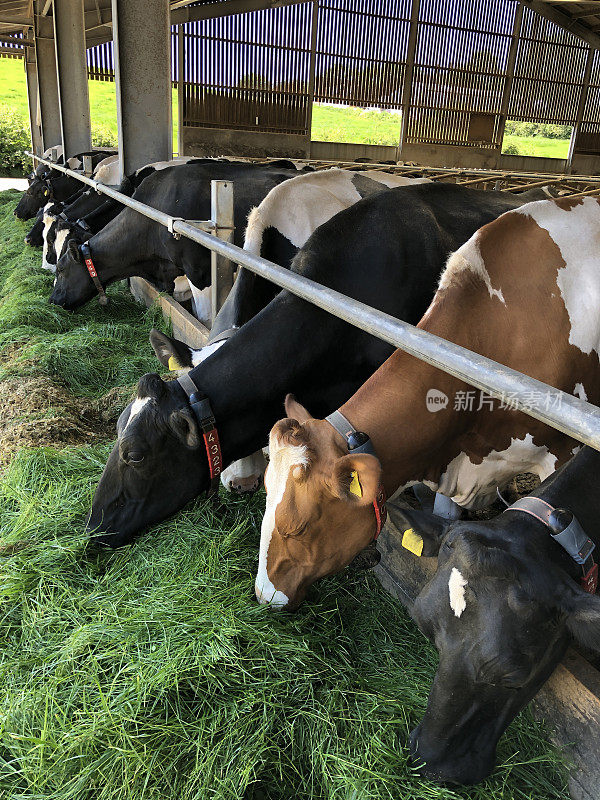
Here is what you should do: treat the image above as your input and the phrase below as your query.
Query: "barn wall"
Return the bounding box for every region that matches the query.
[182,126,310,158]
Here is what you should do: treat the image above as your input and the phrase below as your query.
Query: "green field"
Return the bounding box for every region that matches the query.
[0,56,571,160]
[0,187,571,800]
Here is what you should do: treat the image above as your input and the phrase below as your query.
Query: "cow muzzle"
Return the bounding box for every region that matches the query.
[408,724,497,786]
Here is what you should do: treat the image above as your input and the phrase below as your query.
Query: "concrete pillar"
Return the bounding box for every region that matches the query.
[34,14,62,150]
[24,31,43,156]
[53,0,92,157]
[112,0,172,178]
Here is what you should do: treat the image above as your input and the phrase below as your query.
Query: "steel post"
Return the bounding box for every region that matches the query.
[53,0,92,157]
[209,180,235,322]
[111,0,172,178]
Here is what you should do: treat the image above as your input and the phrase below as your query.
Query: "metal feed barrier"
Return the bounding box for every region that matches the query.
[28,151,600,451]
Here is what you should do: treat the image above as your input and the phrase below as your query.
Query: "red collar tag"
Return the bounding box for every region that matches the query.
[84,256,97,278]
[202,427,222,482]
[372,484,387,540]
[582,562,598,594]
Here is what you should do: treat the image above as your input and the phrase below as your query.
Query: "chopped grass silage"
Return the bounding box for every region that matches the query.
[0,189,569,800]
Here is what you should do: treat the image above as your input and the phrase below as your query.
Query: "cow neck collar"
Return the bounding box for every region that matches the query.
[80,242,109,306]
[177,371,222,498]
[504,496,598,594]
[325,409,387,540]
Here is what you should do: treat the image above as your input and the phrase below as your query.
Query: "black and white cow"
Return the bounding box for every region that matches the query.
[14,149,114,220]
[391,445,600,785]
[210,168,431,341]
[204,168,429,490]
[39,156,204,271]
[50,160,311,317]
[86,183,542,547]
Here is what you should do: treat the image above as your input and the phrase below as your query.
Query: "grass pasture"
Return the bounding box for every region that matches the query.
[0,190,571,799]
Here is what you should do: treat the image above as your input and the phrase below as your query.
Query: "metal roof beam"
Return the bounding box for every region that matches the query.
[171,0,306,25]
[519,0,600,49]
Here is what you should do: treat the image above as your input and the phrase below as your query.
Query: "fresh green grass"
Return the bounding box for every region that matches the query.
[0,191,571,799]
[501,134,569,159]
[311,104,402,146]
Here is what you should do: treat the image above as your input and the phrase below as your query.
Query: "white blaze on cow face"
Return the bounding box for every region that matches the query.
[439,234,506,304]
[516,198,600,355]
[54,228,70,263]
[255,434,309,607]
[448,567,468,618]
[123,396,151,432]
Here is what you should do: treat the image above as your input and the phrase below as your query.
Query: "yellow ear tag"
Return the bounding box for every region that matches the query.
[167,356,181,371]
[349,470,362,498]
[402,528,424,557]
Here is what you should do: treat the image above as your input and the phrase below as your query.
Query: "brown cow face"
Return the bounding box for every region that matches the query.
[255,398,382,610]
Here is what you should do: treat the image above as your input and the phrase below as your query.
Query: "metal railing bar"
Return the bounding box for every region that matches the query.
[27,152,600,451]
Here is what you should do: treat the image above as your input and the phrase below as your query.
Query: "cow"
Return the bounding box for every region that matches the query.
[254,196,600,613]
[39,156,204,271]
[84,183,541,548]
[49,160,311,317]
[382,445,600,785]
[14,149,114,220]
[209,168,431,342]
[203,168,431,491]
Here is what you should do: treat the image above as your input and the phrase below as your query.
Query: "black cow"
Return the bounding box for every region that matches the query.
[37,156,207,266]
[14,150,114,220]
[86,183,541,547]
[392,446,600,785]
[49,161,310,313]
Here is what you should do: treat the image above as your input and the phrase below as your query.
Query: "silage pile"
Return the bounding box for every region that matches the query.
[0,190,569,800]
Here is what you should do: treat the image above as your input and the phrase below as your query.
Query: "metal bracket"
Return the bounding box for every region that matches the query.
[168,218,213,240]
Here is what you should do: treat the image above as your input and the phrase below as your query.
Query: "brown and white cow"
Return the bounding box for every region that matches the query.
[256,196,600,609]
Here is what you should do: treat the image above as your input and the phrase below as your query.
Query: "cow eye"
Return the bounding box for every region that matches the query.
[127,452,145,464]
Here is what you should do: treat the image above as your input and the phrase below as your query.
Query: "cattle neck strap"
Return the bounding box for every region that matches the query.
[79,243,108,306]
[505,496,598,594]
[325,410,387,540]
[177,372,222,498]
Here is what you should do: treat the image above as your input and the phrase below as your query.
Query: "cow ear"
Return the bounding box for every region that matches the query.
[385,506,451,557]
[67,239,81,262]
[149,329,193,371]
[168,408,201,449]
[560,586,600,653]
[331,453,381,507]
[284,394,313,424]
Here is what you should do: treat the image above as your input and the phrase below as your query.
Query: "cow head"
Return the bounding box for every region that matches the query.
[394,507,600,785]
[14,173,51,219]
[87,372,209,548]
[255,397,382,609]
[50,239,98,308]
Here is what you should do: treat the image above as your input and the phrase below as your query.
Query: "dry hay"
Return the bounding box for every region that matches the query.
[0,376,130,467]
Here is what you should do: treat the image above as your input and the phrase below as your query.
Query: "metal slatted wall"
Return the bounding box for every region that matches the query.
[509,6,588,125]
[574,49,600,156]
[405,0,516,149]
[181,3,315,134]
[87,41,114,81]
[0,29,24,58]
[313,0,410,110]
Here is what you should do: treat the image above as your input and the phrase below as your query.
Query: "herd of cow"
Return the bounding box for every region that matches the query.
[14,147,600,786]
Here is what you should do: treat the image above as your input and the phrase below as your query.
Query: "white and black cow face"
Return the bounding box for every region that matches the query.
[87,373,210,548]
[50,239,98,309]
[396,510,600,785]
[14,174,51,220]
